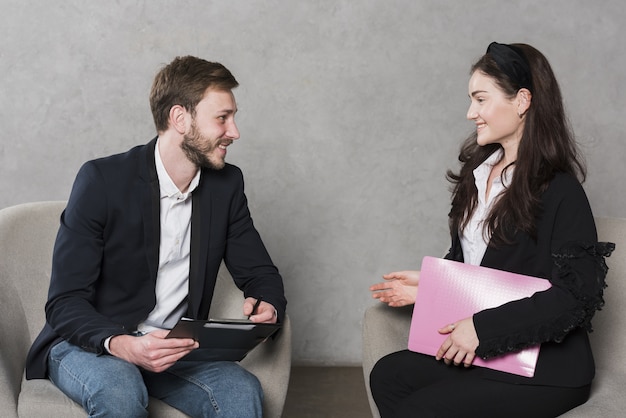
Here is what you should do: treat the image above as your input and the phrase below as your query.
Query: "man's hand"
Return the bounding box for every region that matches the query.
[435,317,479,367]
[108,330,198,373]
[244,297,278,323]
[369,270,420,307]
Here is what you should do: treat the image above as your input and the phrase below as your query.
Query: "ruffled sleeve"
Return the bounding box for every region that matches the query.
[475,241,615,360]
[550,241,615,335]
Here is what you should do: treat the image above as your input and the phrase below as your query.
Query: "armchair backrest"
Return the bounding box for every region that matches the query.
[590,217,626,373]
[0,201,65,345]
[0,201,251,341]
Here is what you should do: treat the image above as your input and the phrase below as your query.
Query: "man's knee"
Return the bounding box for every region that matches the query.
[86,382,149,418]
[243,371,263,401]
[212,364,263,417]
[227,364,263,400]
[49,342,149,417]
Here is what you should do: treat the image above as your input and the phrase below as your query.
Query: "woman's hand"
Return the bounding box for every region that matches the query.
[369,270,420,307]
[435,317,479,367]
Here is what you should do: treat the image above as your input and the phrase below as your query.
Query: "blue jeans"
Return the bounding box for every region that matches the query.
[48,341,263,418]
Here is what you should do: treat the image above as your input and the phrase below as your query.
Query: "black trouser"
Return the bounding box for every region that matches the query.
[370,350,590,418]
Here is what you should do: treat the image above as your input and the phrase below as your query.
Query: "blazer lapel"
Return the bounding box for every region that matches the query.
[188,175,211,318]
[140,138,161,283]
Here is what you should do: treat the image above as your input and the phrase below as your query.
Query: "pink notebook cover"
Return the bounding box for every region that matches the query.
[408,256,552,377]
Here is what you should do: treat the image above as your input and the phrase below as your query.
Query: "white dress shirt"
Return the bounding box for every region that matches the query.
[136,140,201,333]
[460,149,513,266]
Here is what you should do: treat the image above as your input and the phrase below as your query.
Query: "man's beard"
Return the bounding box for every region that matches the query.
[180,123,226,170]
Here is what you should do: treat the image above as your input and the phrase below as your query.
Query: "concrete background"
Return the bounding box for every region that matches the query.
[1,0,624,365]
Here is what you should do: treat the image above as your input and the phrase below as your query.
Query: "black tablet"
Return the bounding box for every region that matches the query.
[166,317,282,362]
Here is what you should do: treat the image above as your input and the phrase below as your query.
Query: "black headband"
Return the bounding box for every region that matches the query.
[486,42,533,92]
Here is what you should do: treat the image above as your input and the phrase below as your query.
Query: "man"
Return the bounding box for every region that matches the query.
[26,56,287,418]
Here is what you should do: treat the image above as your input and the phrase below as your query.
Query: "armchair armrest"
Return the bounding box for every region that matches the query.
[0,271,30,418]
[362,303,412,418]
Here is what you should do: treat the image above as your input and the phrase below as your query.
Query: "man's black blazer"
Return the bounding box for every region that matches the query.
[26,138,286,379]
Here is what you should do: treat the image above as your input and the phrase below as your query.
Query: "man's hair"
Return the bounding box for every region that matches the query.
[149,56,239,132]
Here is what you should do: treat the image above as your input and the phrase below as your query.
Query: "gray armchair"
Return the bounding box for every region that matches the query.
[362,217,625,418]
[0,201,291,418]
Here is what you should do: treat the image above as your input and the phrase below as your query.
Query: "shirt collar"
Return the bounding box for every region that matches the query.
[473,148,514,188]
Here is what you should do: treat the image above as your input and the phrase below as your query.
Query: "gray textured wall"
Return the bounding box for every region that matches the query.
[2,0,624,365]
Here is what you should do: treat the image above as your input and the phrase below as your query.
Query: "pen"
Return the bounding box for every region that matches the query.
[248,296,263,319]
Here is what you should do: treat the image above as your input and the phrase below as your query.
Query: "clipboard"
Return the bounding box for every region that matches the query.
[166,317,282,362]
[408,256,552,377]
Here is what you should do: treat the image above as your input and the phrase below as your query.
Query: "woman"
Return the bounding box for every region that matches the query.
[369,42,614,417]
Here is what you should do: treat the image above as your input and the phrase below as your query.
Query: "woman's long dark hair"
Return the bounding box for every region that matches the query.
[446,44,586,246]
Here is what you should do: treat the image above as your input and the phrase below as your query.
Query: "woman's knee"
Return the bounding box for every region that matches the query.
[370,352,399,392]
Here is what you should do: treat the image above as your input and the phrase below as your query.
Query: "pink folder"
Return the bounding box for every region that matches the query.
[408,256,552,377]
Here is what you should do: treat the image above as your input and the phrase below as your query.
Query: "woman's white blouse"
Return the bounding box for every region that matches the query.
[460,149,513,266]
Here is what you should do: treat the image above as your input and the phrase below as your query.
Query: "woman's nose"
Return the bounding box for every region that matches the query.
[466,105,477,121]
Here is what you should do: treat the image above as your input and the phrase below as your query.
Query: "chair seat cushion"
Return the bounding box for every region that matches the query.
[18,378,189,417]
[560,370,626,417]
[18,379,84,418]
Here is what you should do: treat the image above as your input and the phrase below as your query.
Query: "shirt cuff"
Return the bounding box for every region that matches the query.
[103,336,113,354]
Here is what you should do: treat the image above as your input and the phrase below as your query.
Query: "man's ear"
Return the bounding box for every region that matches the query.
[517,88,532,117]
[168,105,188,134]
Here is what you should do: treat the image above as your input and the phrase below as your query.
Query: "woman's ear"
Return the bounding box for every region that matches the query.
[517,88,532,117]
